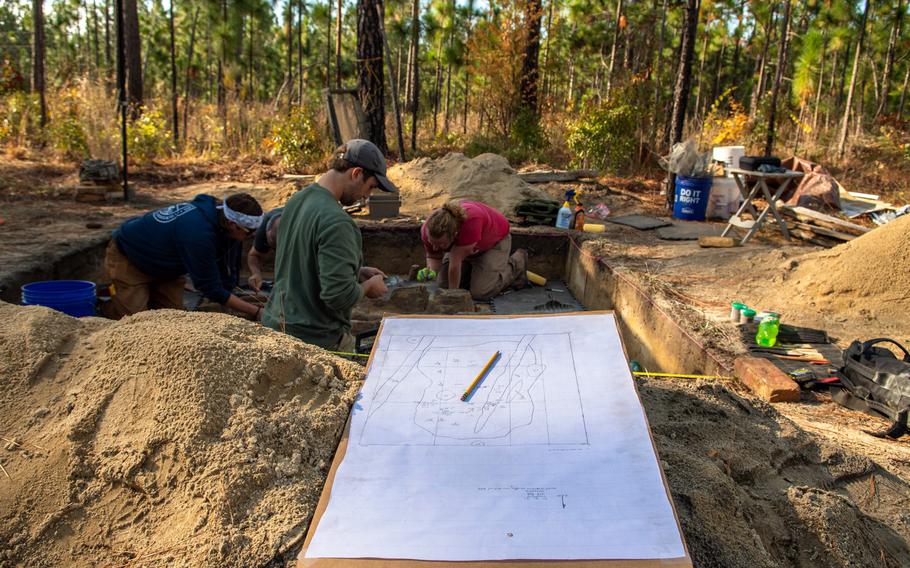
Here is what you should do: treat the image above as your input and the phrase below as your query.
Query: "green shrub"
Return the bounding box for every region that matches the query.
[566,101,638,173]
[127,109,174,163]
[265,108,325,171]
[0,92,40,147]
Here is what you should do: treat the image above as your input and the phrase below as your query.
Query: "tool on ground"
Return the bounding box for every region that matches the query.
[461,351,502,401]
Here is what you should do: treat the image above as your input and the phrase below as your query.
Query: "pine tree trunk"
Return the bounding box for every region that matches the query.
[91,1,101,72]
[750,6,776,119]
[297,0,303,103]
[899,64,910,118]
[605,0,623,96]
[357,0,388,152]
[708,39,726,117]
[169,0,178,142]
[667,0,698,209]
[326,0,332,90]
[443,59,452,133]
[408,0,420,151]
[649,0,668,153]
[123,0,143,116]
[519,0,543,114]
[182,7,198,143]
[692,31,709,124]
[837,0,871,160]
[284,1,293,109]
[876,0,903,117]
[540,0,554,108]
[433,37,442,136]
[32,0,47,128]
[336,0,343,89]
[104,0,111,71]
[812,37,826,138]
[764,0,791,156]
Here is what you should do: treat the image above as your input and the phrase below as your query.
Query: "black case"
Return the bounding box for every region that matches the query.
[739,156,782,171]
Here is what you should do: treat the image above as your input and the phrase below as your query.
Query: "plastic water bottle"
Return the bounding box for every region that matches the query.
[555,190,574,229]
[755,316,780,347]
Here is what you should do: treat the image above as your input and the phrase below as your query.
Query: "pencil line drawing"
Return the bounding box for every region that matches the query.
[358,332,589,446]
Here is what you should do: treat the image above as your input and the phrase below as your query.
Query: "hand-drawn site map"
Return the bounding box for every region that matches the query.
[359,332,589,447]
[304,314,690,565]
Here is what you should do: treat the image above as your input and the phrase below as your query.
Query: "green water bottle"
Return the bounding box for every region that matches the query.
[755,315,780,347]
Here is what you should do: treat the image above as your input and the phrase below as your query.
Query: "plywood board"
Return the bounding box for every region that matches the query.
[298,312,691,568]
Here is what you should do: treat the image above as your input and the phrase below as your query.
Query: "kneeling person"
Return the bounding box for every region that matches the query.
[421,200,527,301]
[104,193,265,320]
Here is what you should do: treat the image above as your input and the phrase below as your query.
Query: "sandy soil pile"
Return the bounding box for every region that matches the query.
[643,378,910,567]
[765,214,910,324]
[387,153,551,215]
[0,303,362,567]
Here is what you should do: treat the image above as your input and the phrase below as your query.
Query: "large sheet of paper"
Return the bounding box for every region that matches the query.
[305,314,686,562]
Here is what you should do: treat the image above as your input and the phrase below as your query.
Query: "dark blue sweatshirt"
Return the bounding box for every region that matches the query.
[113,194,237,304]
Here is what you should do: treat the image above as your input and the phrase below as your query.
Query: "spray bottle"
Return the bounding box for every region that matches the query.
[571,190,585,230]
[555,189,575,229]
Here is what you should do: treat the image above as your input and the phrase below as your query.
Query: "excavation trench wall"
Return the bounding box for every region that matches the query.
[2,225,722,377]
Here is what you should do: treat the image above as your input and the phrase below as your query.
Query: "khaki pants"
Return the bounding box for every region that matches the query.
[102,240,186,319]
[438,234,524,301]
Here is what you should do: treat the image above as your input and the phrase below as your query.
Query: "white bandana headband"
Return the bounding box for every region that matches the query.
[219,203,263,231]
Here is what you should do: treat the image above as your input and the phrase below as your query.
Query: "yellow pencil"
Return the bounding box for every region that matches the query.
[461,351,501,401]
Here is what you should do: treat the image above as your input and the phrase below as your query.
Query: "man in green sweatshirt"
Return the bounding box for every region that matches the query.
[262,139,397,351]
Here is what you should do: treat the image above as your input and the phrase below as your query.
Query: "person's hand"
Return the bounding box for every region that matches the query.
[416,267,437,282]
[362,274,388,299]
[248,273,263,292]
[253,306,263,321]
[358,266,386,283]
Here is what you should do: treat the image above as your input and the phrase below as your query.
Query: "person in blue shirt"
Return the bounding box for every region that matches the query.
[102,193,265,320]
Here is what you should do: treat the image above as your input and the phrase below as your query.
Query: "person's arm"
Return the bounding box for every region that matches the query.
[358,266,386,282]
[317,221,366,311]
[426,256,443,272]
[247,247,267,291]
[225,293,262,320]
[445,244,474,290]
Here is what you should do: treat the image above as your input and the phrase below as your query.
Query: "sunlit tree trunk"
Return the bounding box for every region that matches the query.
[336,0,343,88]
[876,0,903,118]
[750,6,776,119]
[182,7,198,144]
[605,0,623,96]
[765,0,791,156]
[169,0,178,142]
[837,0,871,160]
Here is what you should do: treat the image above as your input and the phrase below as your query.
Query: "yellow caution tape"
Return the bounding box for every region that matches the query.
[633,371,733,380]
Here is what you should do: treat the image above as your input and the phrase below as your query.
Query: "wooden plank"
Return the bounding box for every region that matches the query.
[734,357,801,403]
[518,169,599,183]
[780,205,869,235]
[698,236,737,248]
[791,221,856,241]
[788,226,840,248]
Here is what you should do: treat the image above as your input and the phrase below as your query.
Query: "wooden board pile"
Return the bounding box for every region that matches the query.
[781,205,870,247]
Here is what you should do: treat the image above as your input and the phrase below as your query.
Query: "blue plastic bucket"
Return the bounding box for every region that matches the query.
[673,176,713,221]
[21,280,97,317]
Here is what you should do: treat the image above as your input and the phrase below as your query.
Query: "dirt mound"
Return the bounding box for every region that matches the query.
[387,153,551,215]
[0,303,362,567]
[644,379,910,567]
[762,214,910,324]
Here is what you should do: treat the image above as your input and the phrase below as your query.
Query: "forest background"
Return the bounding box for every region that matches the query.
[1,0,909,203]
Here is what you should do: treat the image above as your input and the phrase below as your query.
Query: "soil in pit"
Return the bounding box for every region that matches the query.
[3,302,910,566]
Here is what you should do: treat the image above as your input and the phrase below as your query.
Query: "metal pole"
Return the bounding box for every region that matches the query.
[115,0,128,200]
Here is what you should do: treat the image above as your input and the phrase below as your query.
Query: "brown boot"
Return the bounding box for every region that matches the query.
[509,249,529,289]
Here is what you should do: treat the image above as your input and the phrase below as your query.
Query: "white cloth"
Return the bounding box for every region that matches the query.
[218,203,262,230]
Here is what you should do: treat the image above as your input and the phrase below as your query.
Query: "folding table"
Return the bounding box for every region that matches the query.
[721,168,804,245]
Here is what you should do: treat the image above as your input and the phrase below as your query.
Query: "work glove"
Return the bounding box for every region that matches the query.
[416,267,437,282]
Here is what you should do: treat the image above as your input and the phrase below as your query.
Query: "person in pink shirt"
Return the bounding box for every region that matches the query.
[421,200,527,300]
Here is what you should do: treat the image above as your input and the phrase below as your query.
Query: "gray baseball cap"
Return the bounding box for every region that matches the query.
[340,139,399,194]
